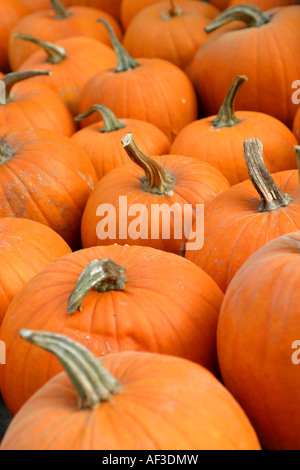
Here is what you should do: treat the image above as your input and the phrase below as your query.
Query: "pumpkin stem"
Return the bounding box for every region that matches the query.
[121,132,175,195]
[1,70,51,103]
[212,75,248,128]
[19,329,121,410]
[295,146,300,197]
[14,34,66,65]
[97,18,140,72]
[161,0,183,19]
[205,4,273,33]
[68,259,127,314]
[51,0,71,19]
[0,141,14,166]
[75,105,126,133]
[244,138,292,212]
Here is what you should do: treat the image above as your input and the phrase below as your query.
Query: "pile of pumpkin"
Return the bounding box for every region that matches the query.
[0,0,299,451]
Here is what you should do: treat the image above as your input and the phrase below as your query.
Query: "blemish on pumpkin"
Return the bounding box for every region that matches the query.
[78,172,94,191]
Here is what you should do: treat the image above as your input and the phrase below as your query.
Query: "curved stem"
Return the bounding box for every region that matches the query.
[121,132,175,195]
[97,18,140,73]
[19,329,121,410]
[1,70,51,102]
[75,105,126,133]
[14,34,66,65]
[205,5,273,33]
[51,0,71,19]
[212,75,248,128]
[244,139,292,212]
[68,259,127,314]
[295,146,300,197]
[161,0,182,20]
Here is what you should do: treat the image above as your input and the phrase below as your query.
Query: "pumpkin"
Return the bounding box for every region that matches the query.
[0,244,224,416]
[9,0,123,71]
[210,0,298,10]
[81,132,230,254]
[72,105,171,181]
[0,71,76,136]
[122,0,220,69]
[0,0,30,73]
[20,0,71,11]
[0,126,97,250]
[171,75,298,186]
[186,139,300,292]
[0,331,261,450]
[189,4,300,128]
[0,218,71,326]
[217,229,300,450]
[293,106,300,143]
[78,19,198,141]
[70,0,122,22]
[15,35,117,116]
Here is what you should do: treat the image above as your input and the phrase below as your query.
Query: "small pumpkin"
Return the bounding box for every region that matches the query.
[0,244,223,415]
[15,35,117,116]
[81,132,230,254]
[0,70,76,136]
[0,331,261,450]
[9,0,123,71]
[0,218,71,326]
[78,18,198,141]
[186,139,300,292]
[72,104,171,181]
[293,106,300,143]
[171,75,298,185]
[0,126,97,250]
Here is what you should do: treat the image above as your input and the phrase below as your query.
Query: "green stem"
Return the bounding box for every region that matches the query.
[75,105,126,133]
[205,4,273,33]
[161,0,183,20]
[14,34,66,65]
[1,70,51,102]
[212,75,248,129]
[51,0,71,19]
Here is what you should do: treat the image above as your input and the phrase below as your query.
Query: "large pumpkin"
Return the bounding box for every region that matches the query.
[122,0,220,69]
[0,126,97,250]
[9,0,122,71]
[217,230,300,450]
[189,4,300,128]
[0,218,71,326]
[78,19,198,141]
[81,132,230,254]
[0,244,223,415]
[0,331,261,450]
[171,75,298,185]
[72,105,171,181]
[15,35,117,116]
[186,139,300,292]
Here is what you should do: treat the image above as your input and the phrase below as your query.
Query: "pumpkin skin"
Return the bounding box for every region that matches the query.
[0,218,71,326]
[293,106,300,143]
[0,126,97,250]
[0,343,261,450]
[20,0,71,11]
[0,0,30,73]
[0,244,224,416]
[189,5,300,129]
[217,231,300,450]
[16,36,117,116]
[9,2,123,71]
[70,0,122,22]
[122,0,220,69]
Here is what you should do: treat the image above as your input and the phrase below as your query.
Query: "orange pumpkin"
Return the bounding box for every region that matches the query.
[81,132,230,254]
[0,71,76,136]
[20,0,71,11]
[72,105,171,181]
[78,19,198,141]
[0,244,223,415]
[122,0,220,69]
[217,230,300,450]
[189,5,300,128]
[0,218,71,326]
[0,331,261,450]
[70,0,122,22]
[293,106,300,143]
[186,139,300,292]
[9,0,123,71]
[171,76,298,185]
[16,35,117,116]
[0,126,97,250]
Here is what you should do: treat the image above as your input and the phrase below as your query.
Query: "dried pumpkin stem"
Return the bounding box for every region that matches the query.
[68,259,127,314]
[97,18,140,72]
[19,329,121,410]
[121,132,175,195]
[205,5,273,33]
[1,70,51,102]
[295,146,300,197]
[161,0,182,20]
[51,0,71,19]
[244,138,292,212]
[75,105,126,133]
[13,34,66,65]
[212,75,248,128]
